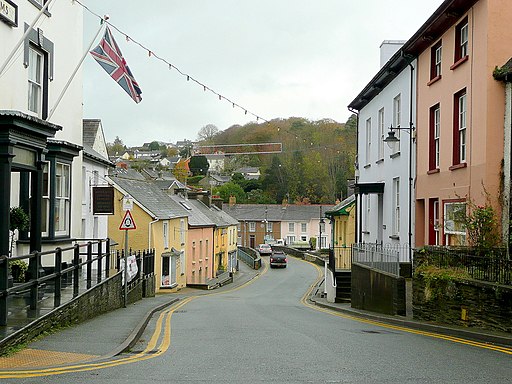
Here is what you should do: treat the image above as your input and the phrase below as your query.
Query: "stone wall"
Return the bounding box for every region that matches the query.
[351,263,406,316]
[413,276,512,333]
[0,272,123,355]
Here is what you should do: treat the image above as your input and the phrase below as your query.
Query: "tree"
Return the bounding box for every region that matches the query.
[189,156,209,176]
[197,124,219,143]
[173,160,189,182]
[148,141,161,151]
[215,182,246,203]
[107,136,126,156]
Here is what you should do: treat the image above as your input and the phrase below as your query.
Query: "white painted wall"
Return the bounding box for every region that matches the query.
[1,1,84,259]
[280,219,332,248]
[356,60,417,261]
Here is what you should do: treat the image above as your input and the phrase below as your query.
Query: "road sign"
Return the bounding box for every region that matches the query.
[119,209,137,230]
[122,195,134,211]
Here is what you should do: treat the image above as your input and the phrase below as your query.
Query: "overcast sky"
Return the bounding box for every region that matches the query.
[82,0,444,147]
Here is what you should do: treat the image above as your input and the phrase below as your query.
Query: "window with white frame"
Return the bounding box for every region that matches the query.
[163,221,169,249]
[365,118,371,164]
[266,222,272,233]
[249,222,256,232]
[393,94,401,147]
[433,200,440,245]
[286,235,296,245]
[180,218,185,244]
[180,251,185,275]
[444,202,466,246]
[392,178,400,235]
[363,195,370,233]
[288,222,295,232]
[434,106,441,168]
[378,108,385,159]
[54,163,70,236]
[301,223,307,233]
[455,17,469,62]
[42,162,49,235]
[28,47,43,117]
[458,93,467,162]
[82,166,87,205]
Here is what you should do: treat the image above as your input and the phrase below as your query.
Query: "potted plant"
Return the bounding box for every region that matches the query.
[9,207,29,285]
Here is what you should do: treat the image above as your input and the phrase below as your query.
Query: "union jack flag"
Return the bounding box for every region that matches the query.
[90,26,142,103]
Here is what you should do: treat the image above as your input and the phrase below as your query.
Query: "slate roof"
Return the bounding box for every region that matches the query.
[83,145,113,167]
[154,179,186,190]
[325,195,355,216]
[188,199,238,227]
[83,119,100,148]
[109,167,146,180]
[168,196,216,227]
[110,178,188,220]
[222,204,334,222]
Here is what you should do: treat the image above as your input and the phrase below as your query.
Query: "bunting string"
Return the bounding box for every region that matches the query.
[75,0,268,124]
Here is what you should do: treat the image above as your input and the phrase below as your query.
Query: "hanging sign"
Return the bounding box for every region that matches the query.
[93,186,114,215]
[0,0,17,27]
[119,209,137,230]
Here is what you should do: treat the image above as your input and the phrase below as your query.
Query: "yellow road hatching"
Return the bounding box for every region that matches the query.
[0,257,510,378]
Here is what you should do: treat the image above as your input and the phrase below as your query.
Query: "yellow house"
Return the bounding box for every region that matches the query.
[108,177,189,292]
[325,195,355,270]
[200,203,238,276]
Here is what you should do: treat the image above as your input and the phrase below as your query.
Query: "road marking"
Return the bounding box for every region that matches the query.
[0,261,270,378]
[300,259,512,356]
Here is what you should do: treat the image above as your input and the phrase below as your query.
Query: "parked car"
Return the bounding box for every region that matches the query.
[258,243,272,255]
[269,251,287,268]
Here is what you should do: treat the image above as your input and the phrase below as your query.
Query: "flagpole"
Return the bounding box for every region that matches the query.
[47,18,107,120]
[0,0,56,78]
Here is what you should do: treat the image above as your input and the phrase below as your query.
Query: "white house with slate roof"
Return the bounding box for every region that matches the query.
[0,0,84,261]
[81,119,113,241]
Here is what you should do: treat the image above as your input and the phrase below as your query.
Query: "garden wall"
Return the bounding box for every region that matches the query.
[413,276,512,333]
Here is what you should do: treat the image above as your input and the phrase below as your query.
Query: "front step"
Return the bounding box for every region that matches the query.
[335,271,351,303]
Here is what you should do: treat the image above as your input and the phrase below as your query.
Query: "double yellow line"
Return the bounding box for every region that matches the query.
[0,261,269,379]
[301,260,512,356]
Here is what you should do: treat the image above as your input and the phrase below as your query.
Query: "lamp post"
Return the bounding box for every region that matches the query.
[319,206,325,251]
[383,124,415,263]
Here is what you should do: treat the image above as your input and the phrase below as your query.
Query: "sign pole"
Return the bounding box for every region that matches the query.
[124,229,128,307]
[119,209,136,308]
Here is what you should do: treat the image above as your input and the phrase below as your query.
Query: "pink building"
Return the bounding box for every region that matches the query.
[404,0,512,246]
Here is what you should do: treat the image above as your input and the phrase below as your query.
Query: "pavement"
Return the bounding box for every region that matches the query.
[0,260,511,370]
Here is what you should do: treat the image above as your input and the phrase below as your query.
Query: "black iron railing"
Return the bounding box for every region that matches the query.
[415,246,512,285]
[0,239,112,326]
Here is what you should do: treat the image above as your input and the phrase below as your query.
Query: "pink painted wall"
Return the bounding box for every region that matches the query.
[415,0,512,246]
[187,227,215,284]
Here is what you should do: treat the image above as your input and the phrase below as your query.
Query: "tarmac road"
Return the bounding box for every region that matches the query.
[3,256,512,383]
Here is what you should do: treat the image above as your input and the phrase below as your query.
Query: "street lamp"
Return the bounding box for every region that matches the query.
[319,206,325,251]
[383,124,415,262]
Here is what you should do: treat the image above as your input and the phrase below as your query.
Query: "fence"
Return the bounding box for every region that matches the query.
[0,239,155,327]
[331,246,352,270]
[416,246,512,285]
[237,247,261,270]
[352,243,402,277]
[112,248,155,291]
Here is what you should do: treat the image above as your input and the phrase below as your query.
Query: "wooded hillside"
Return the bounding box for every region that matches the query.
[209,115,356,204]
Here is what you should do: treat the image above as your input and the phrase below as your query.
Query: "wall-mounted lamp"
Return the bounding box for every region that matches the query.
[383,125,415,151]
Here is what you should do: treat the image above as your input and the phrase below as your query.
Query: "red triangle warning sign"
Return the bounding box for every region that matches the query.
[119,210,137,230]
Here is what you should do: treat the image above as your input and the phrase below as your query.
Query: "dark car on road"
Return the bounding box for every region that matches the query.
[258,244,272,256]
[269,251,287,268]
